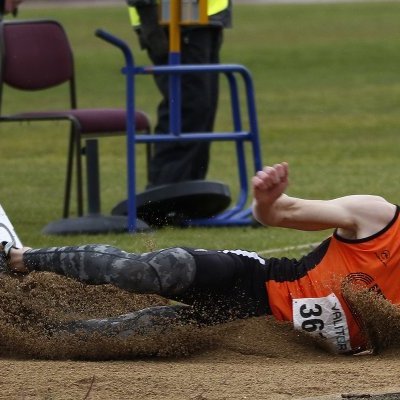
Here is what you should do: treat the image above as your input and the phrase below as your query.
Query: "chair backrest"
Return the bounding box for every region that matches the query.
[0,19,76,113]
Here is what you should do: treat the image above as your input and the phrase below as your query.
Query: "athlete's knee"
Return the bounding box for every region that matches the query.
[143,247,196,295]
[112,247,196,296]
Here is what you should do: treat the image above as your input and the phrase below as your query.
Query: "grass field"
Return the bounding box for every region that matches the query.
[1,1,399,255]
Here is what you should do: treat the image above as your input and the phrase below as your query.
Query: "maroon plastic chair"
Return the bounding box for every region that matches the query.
[0,19,151,218]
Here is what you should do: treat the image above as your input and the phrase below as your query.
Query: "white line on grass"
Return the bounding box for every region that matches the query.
[258,241,320,256]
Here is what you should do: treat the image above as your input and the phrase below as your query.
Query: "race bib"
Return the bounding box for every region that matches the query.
[292,293,351,353]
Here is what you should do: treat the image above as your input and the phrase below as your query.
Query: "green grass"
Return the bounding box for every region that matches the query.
[1,2,400,256]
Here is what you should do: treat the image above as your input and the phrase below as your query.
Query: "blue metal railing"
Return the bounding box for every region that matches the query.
[96,29,263,232]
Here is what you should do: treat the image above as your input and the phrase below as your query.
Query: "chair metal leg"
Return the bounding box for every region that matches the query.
[84,139,101,215]
[63,127,75,218]
[74,125,84,217]
[145,128,152,184]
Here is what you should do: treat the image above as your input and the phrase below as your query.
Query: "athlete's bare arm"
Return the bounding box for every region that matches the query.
[251,162,396,240]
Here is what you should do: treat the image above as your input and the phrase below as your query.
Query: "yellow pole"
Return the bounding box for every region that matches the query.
[199,0,208,24]
[169,0,180,53]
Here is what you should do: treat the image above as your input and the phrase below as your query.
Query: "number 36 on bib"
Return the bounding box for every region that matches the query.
[292,293,351,353]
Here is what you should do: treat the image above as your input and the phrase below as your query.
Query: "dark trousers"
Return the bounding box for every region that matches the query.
[143,26,224,186]
[181,248,271,324]
[24,245,270,326]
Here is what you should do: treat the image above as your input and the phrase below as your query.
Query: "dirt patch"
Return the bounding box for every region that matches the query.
[1,272,400,399]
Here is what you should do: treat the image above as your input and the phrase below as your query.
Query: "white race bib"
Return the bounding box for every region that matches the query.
[292,293,351,353]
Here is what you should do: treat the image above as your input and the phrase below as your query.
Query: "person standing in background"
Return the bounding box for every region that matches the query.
[127,0,232,187]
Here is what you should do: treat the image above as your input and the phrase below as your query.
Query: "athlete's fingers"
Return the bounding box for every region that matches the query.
[254,167,277,188]
[254,162,289,190]
[252,175,268,191]
[274,162,289,182]
[256,169,274,188]
[263,166,281,185]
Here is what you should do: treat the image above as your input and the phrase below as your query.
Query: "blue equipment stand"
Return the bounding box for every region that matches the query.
[96,29,263,233]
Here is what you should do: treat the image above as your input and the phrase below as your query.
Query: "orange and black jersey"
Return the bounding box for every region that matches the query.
[265,206,400,353]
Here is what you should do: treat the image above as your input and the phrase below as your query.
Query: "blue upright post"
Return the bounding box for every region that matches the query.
[95,29,139,233]
[168,0,182,135]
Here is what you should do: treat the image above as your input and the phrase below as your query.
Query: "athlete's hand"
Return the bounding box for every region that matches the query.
[8,247,30,274]
[251,162,289,206]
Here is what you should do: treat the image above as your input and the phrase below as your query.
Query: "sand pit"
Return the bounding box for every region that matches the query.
[1,271,400,399]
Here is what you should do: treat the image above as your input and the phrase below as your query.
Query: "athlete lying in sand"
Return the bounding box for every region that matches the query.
[2,162,398,354]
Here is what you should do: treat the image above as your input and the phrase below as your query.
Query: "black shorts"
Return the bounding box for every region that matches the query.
[174,248,272,324]
[177,239,330,325]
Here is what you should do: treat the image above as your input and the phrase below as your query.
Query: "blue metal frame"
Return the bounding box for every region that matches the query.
[95,29,263,232]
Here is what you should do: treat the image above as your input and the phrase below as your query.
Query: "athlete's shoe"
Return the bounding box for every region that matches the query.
[0,204,23,248]
[0,241,15,273]
[57,304,192,337]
